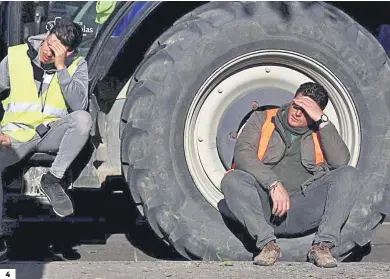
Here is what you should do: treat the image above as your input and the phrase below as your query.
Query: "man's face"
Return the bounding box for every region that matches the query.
[39,34,70,64]
[287,93,314,128]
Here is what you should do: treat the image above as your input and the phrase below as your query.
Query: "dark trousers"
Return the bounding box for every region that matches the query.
[220,165,362,250]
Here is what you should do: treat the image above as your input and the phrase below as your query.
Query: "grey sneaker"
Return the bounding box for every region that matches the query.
[308,242,338,268]
[253,241,281,266]
[40,172,73,218]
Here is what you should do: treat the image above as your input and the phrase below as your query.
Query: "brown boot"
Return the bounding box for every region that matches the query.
[308,242,338,268]
[253,241,281,266]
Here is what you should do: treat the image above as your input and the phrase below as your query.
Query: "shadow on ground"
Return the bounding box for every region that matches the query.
[2,176,380,277]
[5,182,184,263]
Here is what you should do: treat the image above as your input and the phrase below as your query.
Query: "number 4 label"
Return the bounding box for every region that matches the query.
[1,270,15,279]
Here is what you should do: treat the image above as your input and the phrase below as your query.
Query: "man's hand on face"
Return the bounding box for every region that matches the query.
[0,133,11,147]
[49,42,68,70]
[269,183,290,217]
[293,96,323,122]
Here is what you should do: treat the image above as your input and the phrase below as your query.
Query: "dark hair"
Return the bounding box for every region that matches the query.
[295,82,329,110]
[49,19,83,51]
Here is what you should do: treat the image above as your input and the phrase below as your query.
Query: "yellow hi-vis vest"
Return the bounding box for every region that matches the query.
[1,43,83,142]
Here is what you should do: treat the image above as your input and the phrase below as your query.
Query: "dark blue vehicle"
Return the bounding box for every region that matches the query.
[0,1,390,262]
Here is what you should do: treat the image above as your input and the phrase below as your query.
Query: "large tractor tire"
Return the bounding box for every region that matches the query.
[120,2,390,261]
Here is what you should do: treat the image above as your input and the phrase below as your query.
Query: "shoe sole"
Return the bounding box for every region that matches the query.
[319,262,338,268]
[39,187,74,218]
[253,260,275,266]
[309,258,338,268]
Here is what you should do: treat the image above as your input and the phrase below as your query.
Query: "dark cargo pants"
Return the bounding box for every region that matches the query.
[220,165,362,250]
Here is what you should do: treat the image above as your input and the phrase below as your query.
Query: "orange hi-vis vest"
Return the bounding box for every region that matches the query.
[229,108,324,171]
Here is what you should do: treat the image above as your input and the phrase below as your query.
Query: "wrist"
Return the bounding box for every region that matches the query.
[269,181,280,191]
[315,113,329,127]
[319,121,329,129]
[313,114,322,122]
[56,63,66,70]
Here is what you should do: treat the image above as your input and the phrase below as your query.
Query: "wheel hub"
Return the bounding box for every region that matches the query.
[217,87,292,170]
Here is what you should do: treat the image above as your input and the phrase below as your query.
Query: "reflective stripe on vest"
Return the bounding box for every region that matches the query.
[1,43,83,142]
[1,122,32,131]
[257,109,325,165]
[1,122,36,142]
[5,102,68,117]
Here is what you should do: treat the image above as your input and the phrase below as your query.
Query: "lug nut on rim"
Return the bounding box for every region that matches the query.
[251,101,259,110]
[230,131,238,139]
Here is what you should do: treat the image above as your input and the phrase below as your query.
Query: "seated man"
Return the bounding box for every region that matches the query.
[221,82,362,268]
[0,19,91,260]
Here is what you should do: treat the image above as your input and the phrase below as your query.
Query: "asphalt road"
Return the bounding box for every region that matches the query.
[1,213,390,279]
[1,187,390,279]
[3,187,390,263]
[4,261,390,279]
[4,225,390,262]
[5,220,183,262]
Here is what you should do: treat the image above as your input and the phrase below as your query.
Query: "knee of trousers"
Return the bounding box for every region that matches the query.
[334,165,359,179]
[69,110,93,137]
[331,165,361,190]
[220,170,257,196]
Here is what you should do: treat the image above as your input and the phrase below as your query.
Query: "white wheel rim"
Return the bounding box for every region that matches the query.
[184,50,360,210]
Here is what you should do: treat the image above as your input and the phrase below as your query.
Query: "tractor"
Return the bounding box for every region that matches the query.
[0,1,390,261]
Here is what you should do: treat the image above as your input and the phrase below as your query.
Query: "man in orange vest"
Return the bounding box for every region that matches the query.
[0,19,91,262]
[221,82,360,268]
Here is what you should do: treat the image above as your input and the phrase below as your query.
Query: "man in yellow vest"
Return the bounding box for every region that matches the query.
[221,82,361,268]
[0,19,91,259]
